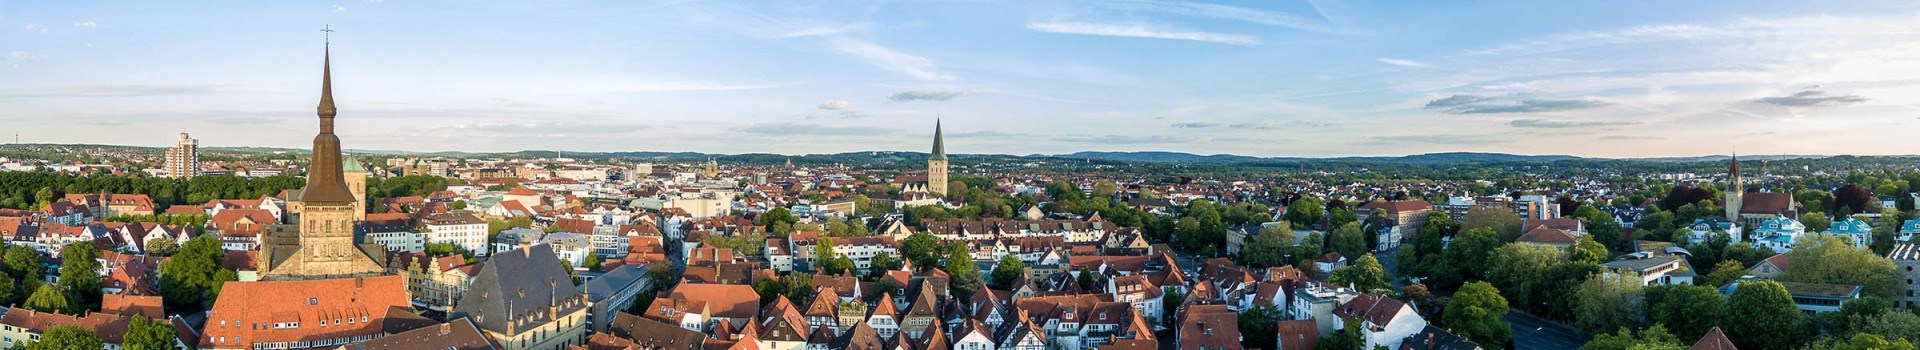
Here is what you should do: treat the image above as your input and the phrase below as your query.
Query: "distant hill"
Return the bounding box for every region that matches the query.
[1053,151,1272,163]
[1052,151,1585,164]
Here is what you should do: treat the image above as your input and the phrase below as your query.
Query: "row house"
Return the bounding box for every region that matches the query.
[394,252,482,313]
[788,232,899,274]
[1009,294,1152,350]
[208,208,277,251]
[109,222,192,254]
[63,193,156,218]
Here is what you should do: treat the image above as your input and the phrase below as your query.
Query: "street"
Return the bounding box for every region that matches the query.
[1504,311,1587,350]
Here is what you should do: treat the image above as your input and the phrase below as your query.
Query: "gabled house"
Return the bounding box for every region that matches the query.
[1331,295,1426,350]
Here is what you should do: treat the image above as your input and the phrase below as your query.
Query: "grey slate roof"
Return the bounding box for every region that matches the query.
[583,265,646,302]
[450,244,587,335]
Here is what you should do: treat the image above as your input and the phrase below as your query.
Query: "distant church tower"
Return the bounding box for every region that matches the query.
[1725,153,1743,223]
[927,119,948,196]
[259,40,388,280]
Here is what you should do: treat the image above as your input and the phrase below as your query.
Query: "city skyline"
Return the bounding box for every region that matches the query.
[5,1,1920,158]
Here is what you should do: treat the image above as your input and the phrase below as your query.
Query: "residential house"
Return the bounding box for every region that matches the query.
[1331,295,1426,350]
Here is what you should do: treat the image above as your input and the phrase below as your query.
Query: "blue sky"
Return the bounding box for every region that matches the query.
[5,0,1920,157]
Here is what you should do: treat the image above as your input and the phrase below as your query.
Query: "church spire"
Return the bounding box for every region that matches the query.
[930,118,946,160]
[301,30,354,205]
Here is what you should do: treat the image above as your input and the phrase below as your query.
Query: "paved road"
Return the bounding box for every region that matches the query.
[1505,311,1588,350]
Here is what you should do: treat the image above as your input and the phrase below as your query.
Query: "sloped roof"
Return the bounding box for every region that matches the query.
[1691,326,1737,350]
[450,244,588,335]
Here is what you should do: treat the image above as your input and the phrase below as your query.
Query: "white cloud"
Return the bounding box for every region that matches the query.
[818,100,850,110]
[1027,21,1260,46]
[1376,58,1429,68]
[829,37,954,81]
[8,51,26,60]
[73,21,98,29]
[1093,0,1343,34]
[887,89,967,102]
[774,24,859,39]
[334,5,347,12]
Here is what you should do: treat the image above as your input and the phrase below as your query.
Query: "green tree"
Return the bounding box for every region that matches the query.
[581,254,603,272]
[27,325,102,350]
[1244,225,1295,268]
[1574,272,1645,336]
[122,315,181,350]
[24,284,67,314]
[1698,260,1746,290]
[1808,332,1918,350]
[1781,235,1900,298]
[1642,284,1722,341]
[899,233,942,270]
[1238,305,1280,350]
[1636,210,1678,242]
[1160,286,1183,328]
[1329,222,1368,259]
[144,237,180,257]
[869,252,901,278]
[1581,323,1682,350]
[1330,254,1389,293]
[1443,281,1512,347]
[944,243,981,299]
[1856,311,1920,345]
[56,242,102,314]
[1285,196,1324,230]
[1446,228,1503,280]
[1319,318,1366,350]
[752,278,787,306]
[1724,281,1806,350]
[1800,213,1832,233]
[1567,234,1608,265]
[1077,266,1097,291]
[159,235,234,313]
[1463,206,1524,242]
[989,254,1025,290]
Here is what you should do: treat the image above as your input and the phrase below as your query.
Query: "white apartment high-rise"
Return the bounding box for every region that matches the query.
[165,133,199,178]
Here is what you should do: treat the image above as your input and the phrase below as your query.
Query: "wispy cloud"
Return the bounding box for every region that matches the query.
[1094,0,1343,34]
[333,5,346,12]
[1424,94,1608,114]
[1508,119,1636,128]
[446,122,649,136]
[817,100,850,110]
[1060,134,1193,144]
[830,38,953,81]
[1376,58,1429,68]
[1170,122,1219,128]
[735,123,892,136]
[888,89,966,102]
[1027,21,1260,46]
[774,24,860,39]
[73,21,98,29]
[1229,121,1337,129]
[1755,90,1867,107]
[1598,135,1665,141]
[1369,134,1504,145]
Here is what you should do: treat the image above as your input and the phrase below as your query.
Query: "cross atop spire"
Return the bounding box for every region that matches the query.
[317,28,336,120]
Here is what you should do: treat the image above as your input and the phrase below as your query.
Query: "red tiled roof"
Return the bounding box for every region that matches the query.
[200,276,410,349]
[1691,326,1737,350]
[1517,227,1578,245]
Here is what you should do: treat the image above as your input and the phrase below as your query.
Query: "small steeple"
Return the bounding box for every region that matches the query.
[930,118,946,160]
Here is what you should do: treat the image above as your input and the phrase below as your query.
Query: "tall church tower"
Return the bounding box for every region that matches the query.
[927,119,948,196]
[1725,153,1743,223]
[260,41,388,280]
